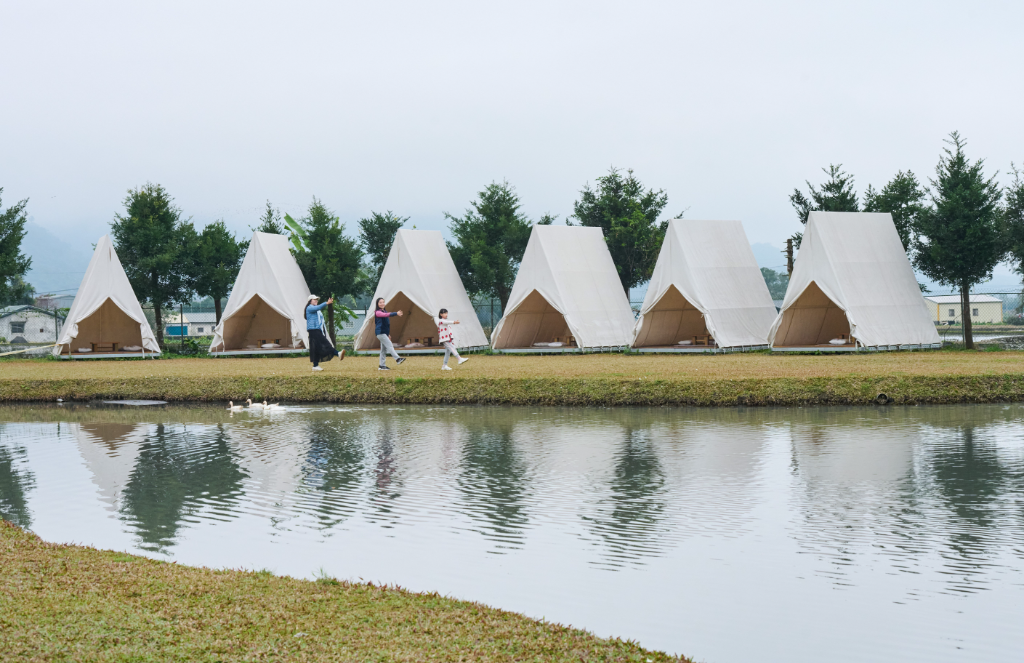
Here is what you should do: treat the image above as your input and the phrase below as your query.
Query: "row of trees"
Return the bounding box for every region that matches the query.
[100,168,672,349]
[791,132,1024,348]
[3,131,1019,351]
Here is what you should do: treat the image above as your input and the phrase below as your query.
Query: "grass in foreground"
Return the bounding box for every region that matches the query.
[2,351,1024,406]
[0,521,687,662]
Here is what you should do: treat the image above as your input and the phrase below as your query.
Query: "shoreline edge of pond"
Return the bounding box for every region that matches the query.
[4,373,1024,406]
[1,520,689,661]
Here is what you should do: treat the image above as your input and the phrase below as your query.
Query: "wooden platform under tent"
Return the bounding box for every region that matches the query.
[637,344,769,354]
[772,342,941,352]
[59,341,159,360]
[209,347,308,357]
[355,334,487,355]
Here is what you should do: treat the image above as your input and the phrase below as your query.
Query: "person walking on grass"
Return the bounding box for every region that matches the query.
[435,308,469,370]
[374,297,405,371]
[306,295,344,372]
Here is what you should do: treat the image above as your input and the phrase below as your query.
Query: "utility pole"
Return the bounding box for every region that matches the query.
[180,303,185,353]
[785,238,794,277]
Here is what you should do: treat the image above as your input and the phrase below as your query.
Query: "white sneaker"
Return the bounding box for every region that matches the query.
[312,366,323,371]
[441,365,453,370]
[458,357,469,365]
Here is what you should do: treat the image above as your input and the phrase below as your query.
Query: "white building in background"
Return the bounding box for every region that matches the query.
[35,294,77,310]
[164,311,219,337]
[0,305,62,343]
[923,294,1003,325]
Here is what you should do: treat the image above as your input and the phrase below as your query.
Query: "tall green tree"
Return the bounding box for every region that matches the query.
[789,164,860,247]
[287,198,362,346]
[1002,163,1024,284]
[863,170,928,253]
[913,132,1003,349]
[446,181,553,312]
[760,267,789,299]
[252,200,285,234]
[110,183,198,348]
[0,189,32,306]
[358,211,408,287]
[193,220,247,325]
[570,168,669,295]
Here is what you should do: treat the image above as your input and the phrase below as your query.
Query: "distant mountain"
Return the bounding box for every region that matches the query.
[750,242,787,271]
[22,221,93,295]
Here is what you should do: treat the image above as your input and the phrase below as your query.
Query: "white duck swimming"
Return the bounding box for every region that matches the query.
[262,401,281,410]
[246,399,267,410]
[227,401,244,412]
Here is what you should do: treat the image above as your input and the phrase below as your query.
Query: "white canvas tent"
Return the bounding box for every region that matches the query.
[54,235,160,357]
[490,225,634,351]
[633,220,778,351]
[353,229,488,352]
[209,232,312,354]
[769,211,941,350]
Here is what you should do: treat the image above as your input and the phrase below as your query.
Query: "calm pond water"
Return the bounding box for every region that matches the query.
[2,403,1023,662]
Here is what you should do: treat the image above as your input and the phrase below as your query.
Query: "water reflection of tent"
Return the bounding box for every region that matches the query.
[490,226,634,352]
[632,220,777,352]
[226,421,310,507]
[209,232,312,355]
[54,235,160,358]
[770,212,941,351]
[73,422,148,511]
[354,230,488,353]
[788,414,918,559]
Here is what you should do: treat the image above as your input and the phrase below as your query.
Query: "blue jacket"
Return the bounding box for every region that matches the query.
[305,302,327,331]
[375,309,397,336]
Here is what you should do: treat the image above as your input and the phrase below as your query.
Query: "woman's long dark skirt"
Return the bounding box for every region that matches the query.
[308,328,339,367]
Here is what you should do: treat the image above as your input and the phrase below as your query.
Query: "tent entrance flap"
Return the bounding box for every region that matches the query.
[634,285,709,347]
[63,298,143,353]
[363,292,439,349]
[773,281,852,346]
[220,295,295,350]
[494,290,572,348]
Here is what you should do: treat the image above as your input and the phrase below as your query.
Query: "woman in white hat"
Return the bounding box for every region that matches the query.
[305,294,343,371]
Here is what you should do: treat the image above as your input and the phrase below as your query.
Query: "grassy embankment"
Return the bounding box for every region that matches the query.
[0,521,684,662]
[2,351,1024,406]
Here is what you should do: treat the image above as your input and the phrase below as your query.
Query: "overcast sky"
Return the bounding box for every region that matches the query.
[2,1,1023,289]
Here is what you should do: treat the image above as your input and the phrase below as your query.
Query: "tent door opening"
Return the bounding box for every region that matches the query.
[773,281,854,347]
[64,298,144,354]
[220,295,294,351]
[494,290,573,348]
[365,292,439,349]
[633,285,711,347]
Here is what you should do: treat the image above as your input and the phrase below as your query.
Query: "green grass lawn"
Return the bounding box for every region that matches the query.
[2,351,1024,406]
[0,521,688,662]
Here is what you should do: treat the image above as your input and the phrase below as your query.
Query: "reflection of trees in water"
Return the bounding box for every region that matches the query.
[457,415,529,551]
[923,424,1021,571]
[583,428,667,568]
[302,419,368,530]
[0,442,35,528]
[789,408,1024,591]
[120,424,247,552]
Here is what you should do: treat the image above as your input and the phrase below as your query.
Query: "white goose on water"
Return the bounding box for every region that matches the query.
[246,399,267,410]
[263,401,281,410]
[227,401,244,412]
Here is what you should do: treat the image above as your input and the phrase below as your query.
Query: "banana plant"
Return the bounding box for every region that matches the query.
[284,212,356,326]
[283,213,308,254]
